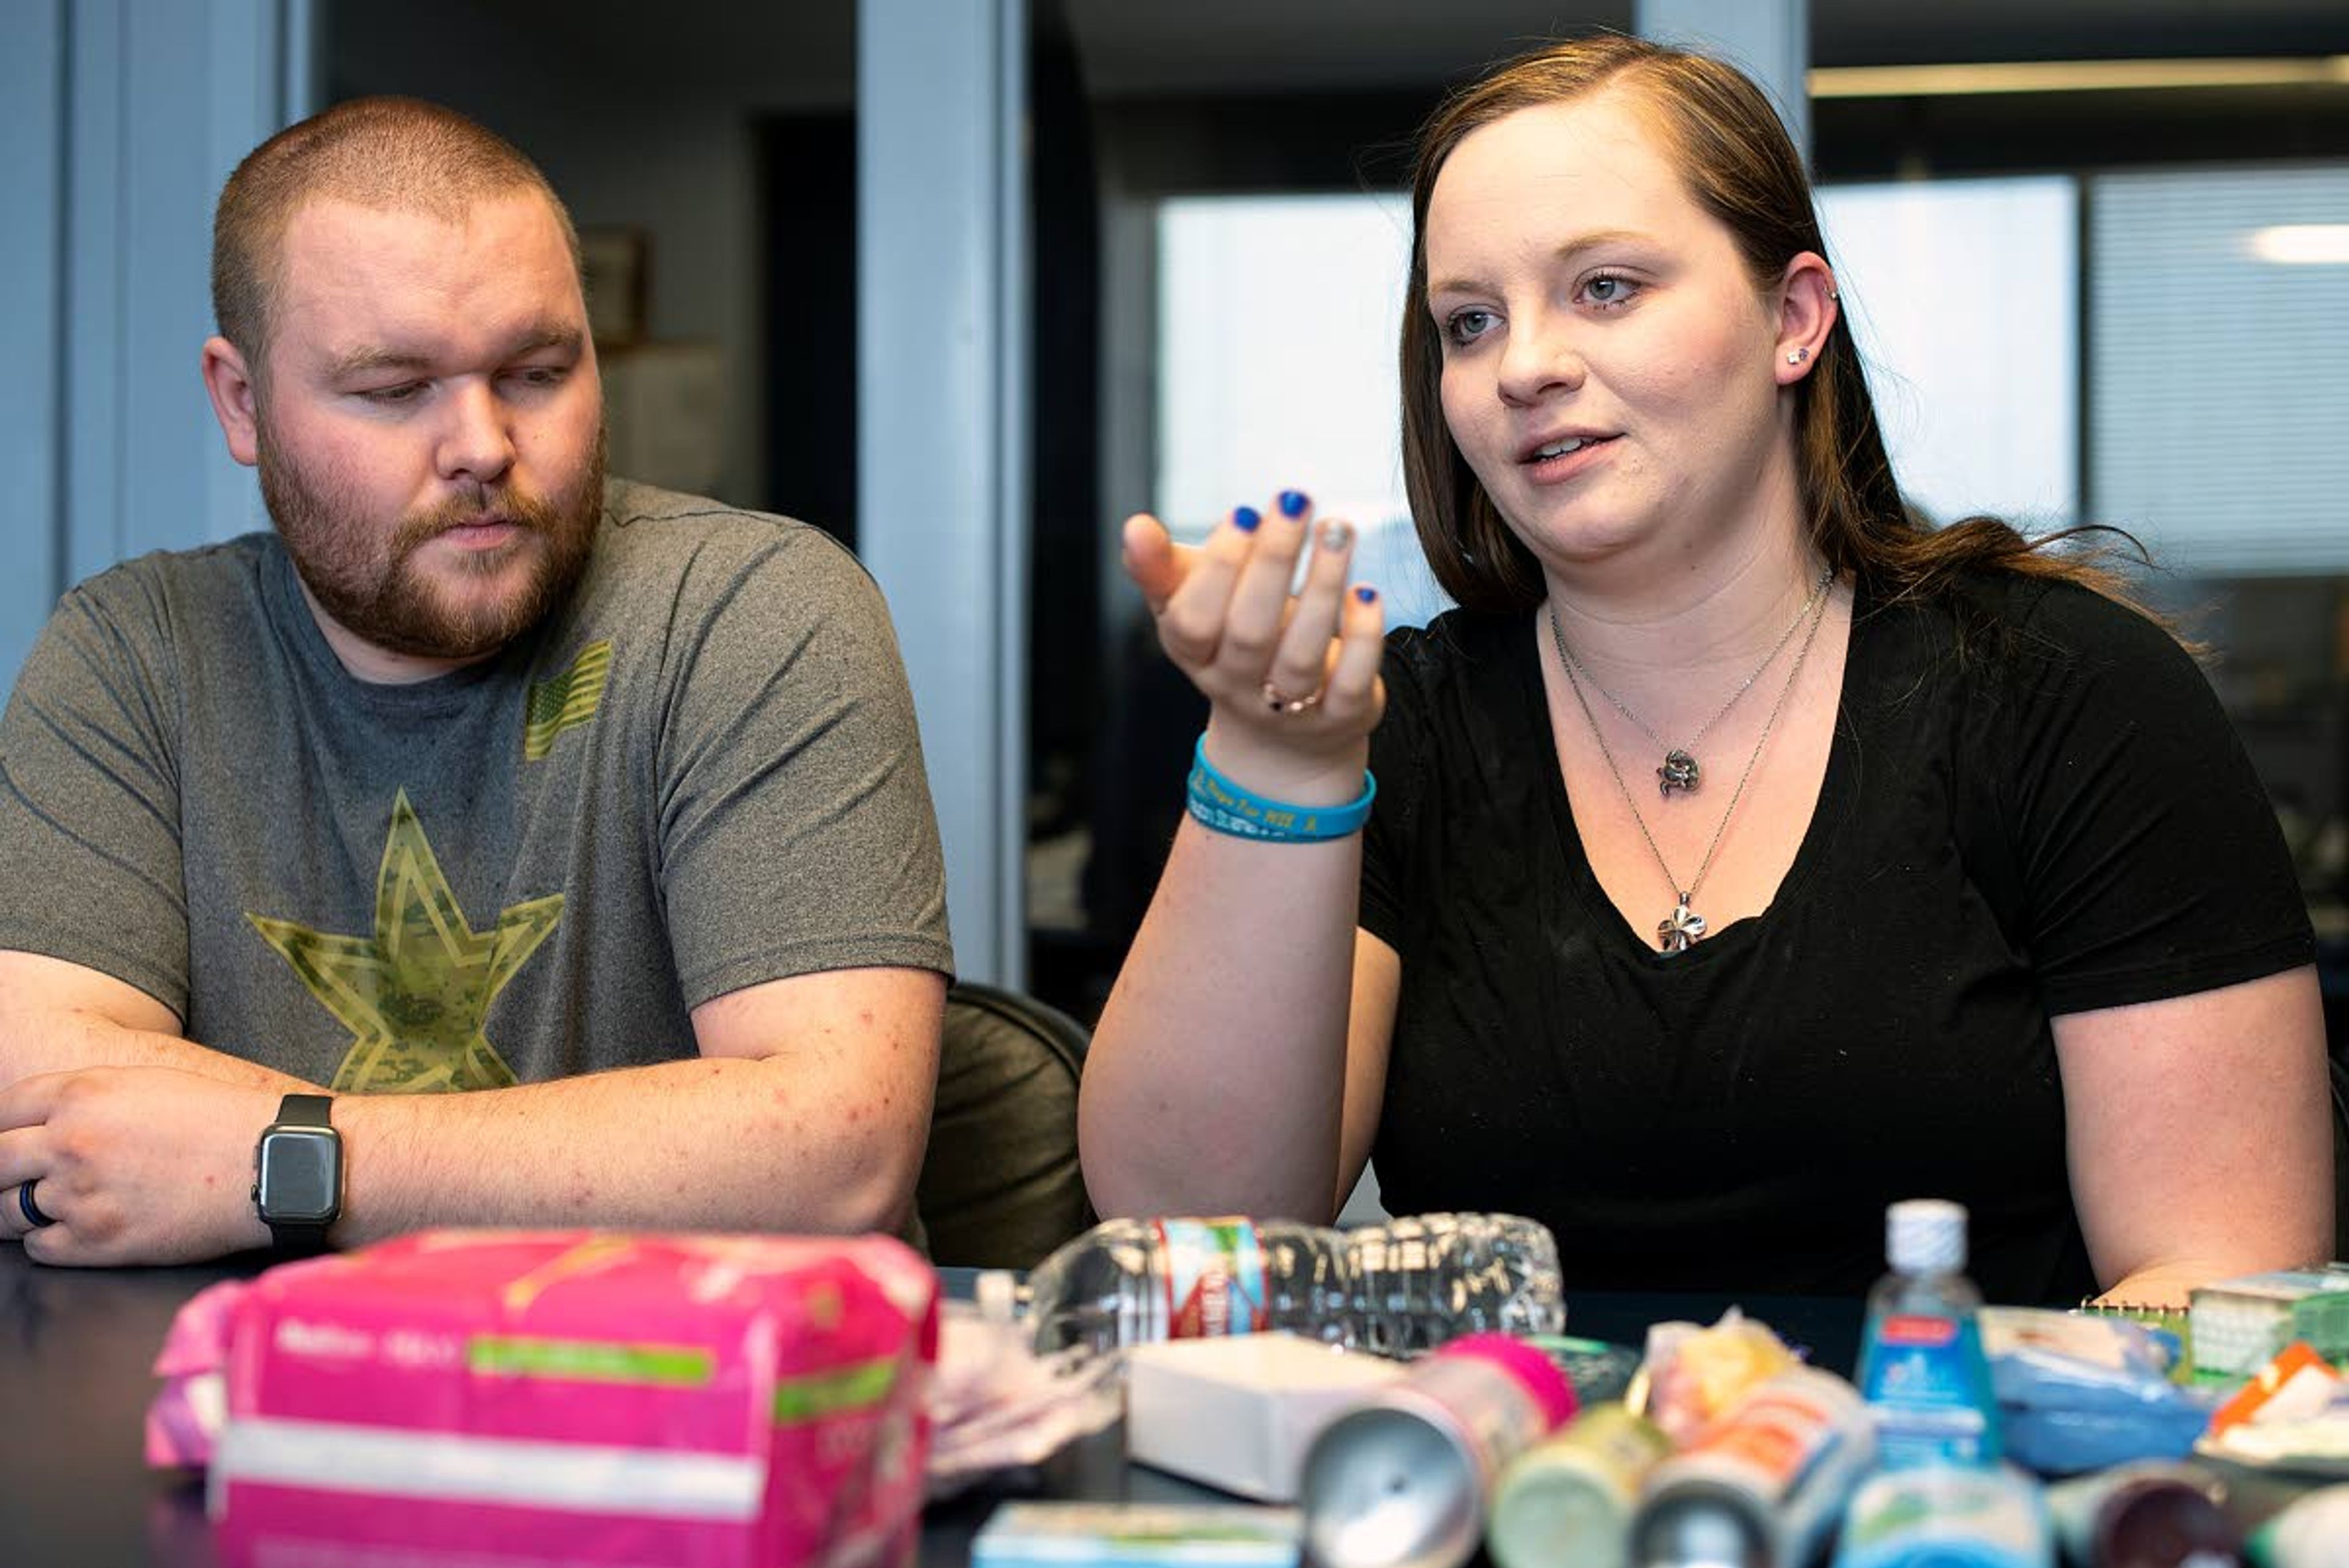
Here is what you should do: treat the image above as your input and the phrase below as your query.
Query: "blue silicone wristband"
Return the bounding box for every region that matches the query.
[1185,735,1376,843]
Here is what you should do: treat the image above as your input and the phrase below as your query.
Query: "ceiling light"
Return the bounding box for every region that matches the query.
[2249,226,2349,265]
[1809,57,2349,98]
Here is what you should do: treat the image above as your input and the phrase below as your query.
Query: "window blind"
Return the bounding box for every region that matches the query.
[2091,166,2349,575]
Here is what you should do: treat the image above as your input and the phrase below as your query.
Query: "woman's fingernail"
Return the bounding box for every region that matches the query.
[1322,519,1353,549]
[1278,489,1311,519]
[1355,585,1378,604]
[1233,505,1261,533]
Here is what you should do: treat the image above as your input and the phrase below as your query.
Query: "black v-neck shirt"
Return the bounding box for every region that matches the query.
[1360,572,2312,1303]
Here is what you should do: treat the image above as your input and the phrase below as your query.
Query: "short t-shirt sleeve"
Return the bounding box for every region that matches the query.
[0,571,191,1018]
[1986,581,2313,1015]
[652,530,954,1005]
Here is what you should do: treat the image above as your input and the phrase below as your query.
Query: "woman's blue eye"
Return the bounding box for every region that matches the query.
[1445,308,1497,346]
[1584,273,1638,308]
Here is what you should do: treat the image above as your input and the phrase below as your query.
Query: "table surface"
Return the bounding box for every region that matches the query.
[0,1241,1867,1567]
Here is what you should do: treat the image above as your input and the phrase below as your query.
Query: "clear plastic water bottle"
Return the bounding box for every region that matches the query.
[1020,1211,1564,1358]
[1855,1198,2002,1470]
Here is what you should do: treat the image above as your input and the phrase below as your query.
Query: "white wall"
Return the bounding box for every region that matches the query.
[0,0,311,693]
[0,2,66,689]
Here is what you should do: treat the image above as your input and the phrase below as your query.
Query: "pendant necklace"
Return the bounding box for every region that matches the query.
[1549,572,1835,954]
[1549,565,1833,798]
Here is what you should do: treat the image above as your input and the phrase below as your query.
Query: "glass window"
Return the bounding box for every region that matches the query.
[2090,165,2349,574]
[1817,177,2079,529]
[1154,193,1450,628]
[1150,177,2086,623]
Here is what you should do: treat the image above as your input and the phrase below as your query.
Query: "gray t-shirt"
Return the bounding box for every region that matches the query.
[0,480,953,1091]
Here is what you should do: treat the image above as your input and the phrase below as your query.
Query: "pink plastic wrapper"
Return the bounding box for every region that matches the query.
[147,1228,937,1568]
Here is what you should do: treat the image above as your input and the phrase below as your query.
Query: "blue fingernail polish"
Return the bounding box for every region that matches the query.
[1278,489,1310,519]
[1356,586,1378,604]
[1234,506,1261,532]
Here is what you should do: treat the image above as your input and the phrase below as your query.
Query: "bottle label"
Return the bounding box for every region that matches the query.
[1839,1466,2052,1568]
[1153,1218,1266,1337]
[1433,1334,1578,1432]
[1875,1314,1958,1348]
[1860,1312,1998,1467]
[1662,1370,1876,1563]
[1540,1403,1673,1506]
[1693,1380,1850,1495]
[1390,1350,1561,1491]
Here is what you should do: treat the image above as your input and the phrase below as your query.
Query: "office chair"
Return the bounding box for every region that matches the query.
[916,981,1096,1269]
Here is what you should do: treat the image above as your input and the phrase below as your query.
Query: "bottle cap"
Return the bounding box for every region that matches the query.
[1886,1199,1969,1273]
[974,1269,1019,1323]
[1433,1332,1579,1431]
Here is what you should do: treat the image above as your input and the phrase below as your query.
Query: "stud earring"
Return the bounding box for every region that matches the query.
[1787,347,1811,365]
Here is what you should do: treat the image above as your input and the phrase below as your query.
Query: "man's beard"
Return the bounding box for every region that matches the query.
[258,422,606,663]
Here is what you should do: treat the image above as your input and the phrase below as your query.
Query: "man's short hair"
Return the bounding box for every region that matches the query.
[212,96,583,384]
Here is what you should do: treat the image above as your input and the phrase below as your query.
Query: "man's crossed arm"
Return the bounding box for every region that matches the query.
[0,950,942,1266]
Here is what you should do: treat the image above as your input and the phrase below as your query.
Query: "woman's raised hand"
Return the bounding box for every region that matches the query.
[1121,490,1386,795]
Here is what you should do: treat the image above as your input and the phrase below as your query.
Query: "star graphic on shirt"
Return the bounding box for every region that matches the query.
[248,790,564,1093]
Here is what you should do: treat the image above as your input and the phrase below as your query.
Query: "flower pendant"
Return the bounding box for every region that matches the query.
[1657,749,1701,797]
[1658,898,1707,953]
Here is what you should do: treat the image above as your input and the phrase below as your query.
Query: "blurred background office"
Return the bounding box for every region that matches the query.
[8,0,2348,1044]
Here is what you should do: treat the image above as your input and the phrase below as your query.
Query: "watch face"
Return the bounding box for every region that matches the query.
[258,1129,341,1224]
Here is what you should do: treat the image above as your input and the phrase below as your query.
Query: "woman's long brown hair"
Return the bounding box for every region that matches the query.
[1398,34,2144,620]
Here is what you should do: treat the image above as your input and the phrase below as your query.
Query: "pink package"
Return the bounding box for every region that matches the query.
[169,1228,937,1568]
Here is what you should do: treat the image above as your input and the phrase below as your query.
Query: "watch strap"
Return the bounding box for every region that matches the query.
[267,1219,333,1255]
[276,1093,333,1130]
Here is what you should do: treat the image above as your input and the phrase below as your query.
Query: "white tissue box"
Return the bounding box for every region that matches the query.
[1124,1334,1405,1501]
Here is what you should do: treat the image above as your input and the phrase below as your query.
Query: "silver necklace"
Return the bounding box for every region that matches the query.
[1549,566,1833,798]
[1549,574,1834,954]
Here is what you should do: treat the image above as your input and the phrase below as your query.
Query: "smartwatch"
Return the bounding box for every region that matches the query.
[253,1093,342,1254]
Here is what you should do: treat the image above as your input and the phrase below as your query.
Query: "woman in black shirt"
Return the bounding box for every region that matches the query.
[1078,35,2329,1303]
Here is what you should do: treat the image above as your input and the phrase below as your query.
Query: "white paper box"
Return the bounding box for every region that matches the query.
[1125,1335,1405,1501]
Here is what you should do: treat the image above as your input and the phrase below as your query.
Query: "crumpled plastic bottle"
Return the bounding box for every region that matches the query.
[1020,1211,1565,1359]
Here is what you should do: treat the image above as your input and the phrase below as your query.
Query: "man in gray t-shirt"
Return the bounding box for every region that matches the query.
[0,98,951,1266]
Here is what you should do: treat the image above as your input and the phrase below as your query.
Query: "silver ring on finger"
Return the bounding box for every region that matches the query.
[1262,679,1324,715]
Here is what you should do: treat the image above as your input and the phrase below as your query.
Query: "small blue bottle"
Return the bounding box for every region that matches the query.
[1856,1199,2003,1470]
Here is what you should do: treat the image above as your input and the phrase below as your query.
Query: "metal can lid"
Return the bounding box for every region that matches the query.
[1301,1405,1482,1568]
[1629,1481,1771,1568]
[1490,1458,1636,1568]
